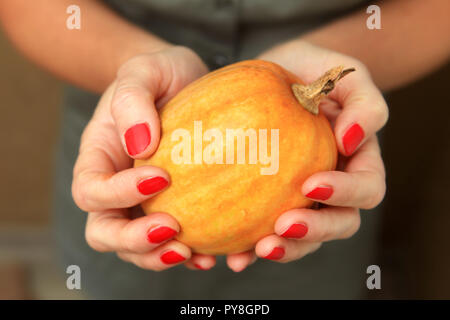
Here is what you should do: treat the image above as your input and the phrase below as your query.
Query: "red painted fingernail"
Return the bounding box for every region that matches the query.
[147,226,177,244]
[306,186,333,201]
[263,247,285,260]
[343,123,364,155]
[125,123,151,156]
[160,250,186,264]
[281,223,308,239]
[194,263,207,270]
[138,177,168,195]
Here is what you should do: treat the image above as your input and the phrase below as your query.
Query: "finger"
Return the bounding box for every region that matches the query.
[73,88,171,213]
[255,234,322,263]
[329,65,389,156]
[111,55,163,159]
[85,211,180,254]
[111,48,208,159]
[73,162,169,212]
[184,254,217,271]
[274,206,361,243]
[302,136,386,209]
[226,250,257,272]
[117,240,191,271]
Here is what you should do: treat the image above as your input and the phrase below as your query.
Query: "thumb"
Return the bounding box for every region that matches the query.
[110,54,172,159]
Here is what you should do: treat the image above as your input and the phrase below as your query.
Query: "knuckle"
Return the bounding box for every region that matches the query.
[341,184,356,206]
[316,226,333,242]
[118,224,140,253]
[372,100,389,129]
[340,173,359,206]
[111,84,142,116]
[363,175,386,209]
[116,59,133,78]
[364,195,378,210]
[116,54,162,86]
[72,179,90,212]
[72,172,100,212]
[85,226,108,252]
[340,211,361,239]
[109,178,132,207]
[364,190,385,210]
[116,55,149,77]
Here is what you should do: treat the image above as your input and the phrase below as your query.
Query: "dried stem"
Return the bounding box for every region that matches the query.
[292,66,355,115]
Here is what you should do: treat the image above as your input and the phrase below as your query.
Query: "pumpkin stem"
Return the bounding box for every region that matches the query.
[291,66,355,115]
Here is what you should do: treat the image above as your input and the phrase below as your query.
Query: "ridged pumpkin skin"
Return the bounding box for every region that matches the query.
[135,60,337,255]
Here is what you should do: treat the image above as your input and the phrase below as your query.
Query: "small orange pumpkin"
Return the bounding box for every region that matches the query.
[135,60,352,255]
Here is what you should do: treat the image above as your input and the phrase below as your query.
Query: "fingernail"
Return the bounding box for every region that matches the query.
[125,123,151,156]
[306,186,333,201]
[281,223,308,239]
[147,226,177,244]
[194,263,207,270]
[343,123,364,155]
[138,176,169,195]
[160,250,186,264]
[263,247,285,260]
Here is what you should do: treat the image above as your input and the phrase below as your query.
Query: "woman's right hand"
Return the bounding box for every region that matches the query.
[72,46,216,271]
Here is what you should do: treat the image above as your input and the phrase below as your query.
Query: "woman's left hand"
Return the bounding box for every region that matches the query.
[226,40,388,271]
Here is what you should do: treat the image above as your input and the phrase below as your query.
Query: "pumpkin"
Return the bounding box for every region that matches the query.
[135,60,353,255]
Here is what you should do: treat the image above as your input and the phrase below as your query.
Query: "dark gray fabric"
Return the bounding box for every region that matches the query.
[103,0,371,67]
[53,0,380,299]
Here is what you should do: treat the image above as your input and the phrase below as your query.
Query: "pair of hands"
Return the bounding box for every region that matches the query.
[72,42,388,272]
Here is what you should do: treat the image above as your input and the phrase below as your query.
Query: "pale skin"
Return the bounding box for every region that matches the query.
[1,0,449,272]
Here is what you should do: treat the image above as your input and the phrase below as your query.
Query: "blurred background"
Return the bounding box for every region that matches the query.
[0,27,449,299]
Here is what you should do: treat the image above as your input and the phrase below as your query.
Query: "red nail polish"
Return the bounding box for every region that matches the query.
[138,177,168,195]
[194,263,207,270]
[263,247,285,260]
[281,223,308,239]
[147,226,177,244]
[343,123,364,155]
[161,250,186,264]
[125,123,151,156]
[306,186,333,200]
